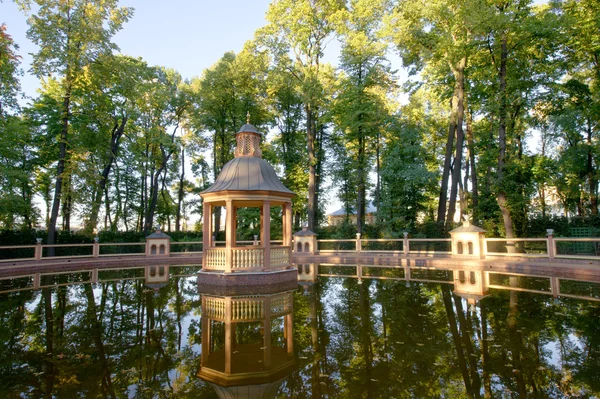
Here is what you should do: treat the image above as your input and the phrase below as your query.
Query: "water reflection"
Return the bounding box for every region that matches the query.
[0,263,599,397]
[198,289,295,398]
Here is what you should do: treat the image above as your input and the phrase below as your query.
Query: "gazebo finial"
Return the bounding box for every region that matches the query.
[246,111,251,124]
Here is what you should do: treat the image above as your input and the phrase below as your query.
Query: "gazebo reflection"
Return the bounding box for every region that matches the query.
[198,289,295,398]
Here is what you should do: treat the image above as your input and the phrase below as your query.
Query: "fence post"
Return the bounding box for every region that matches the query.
[403,232,409,255]
[93,236,100,258]
[356,233,361,253]
[546,229,554,259]
[35,238,42,260]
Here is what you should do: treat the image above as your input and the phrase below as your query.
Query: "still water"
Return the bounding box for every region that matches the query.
[1,264,600,398]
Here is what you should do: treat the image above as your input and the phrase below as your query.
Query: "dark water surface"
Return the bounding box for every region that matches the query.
[1,264,600,398]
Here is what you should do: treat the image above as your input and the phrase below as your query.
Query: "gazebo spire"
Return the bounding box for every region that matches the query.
[234,119,262,158]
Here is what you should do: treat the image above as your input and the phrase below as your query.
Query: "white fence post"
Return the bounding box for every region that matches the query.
[35,238,42,260]
[547,229,554,259]
[403,232,409,255]
[356,233,361,253]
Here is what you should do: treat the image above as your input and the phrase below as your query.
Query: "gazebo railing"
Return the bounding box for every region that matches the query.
[232,247,265,270]
[202,292,293,322]
[203,246,291,271]
[270,245,291,268]
[204,248,226,270]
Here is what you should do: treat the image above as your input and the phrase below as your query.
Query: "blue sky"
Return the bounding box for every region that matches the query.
[1,0,275,99]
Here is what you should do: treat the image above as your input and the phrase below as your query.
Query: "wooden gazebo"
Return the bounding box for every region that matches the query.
[200,121,295,274]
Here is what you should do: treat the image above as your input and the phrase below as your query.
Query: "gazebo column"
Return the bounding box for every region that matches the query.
[203,202,212,249]
[283,202,292,247]
[202,203,212,269]
[263,201,271,269]
[225,200,235,273]
[263,297,272,368]
[285,312,293,356]
[201,308,210,367]
[224,297,232,373]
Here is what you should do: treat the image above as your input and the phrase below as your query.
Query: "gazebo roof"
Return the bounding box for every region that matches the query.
[201,156,294,195]
[201,122,293,196]
[236,123,263,135]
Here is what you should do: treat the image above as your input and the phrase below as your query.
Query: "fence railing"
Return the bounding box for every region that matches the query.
[1,233,599,264]
[483,238,549,257]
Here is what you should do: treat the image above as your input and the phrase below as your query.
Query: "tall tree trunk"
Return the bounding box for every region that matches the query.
[466,109,479,223]
[446,59,467,228]
[144,126,178,235]
[437,102,455,231]
[176,146,185,231]
[497,35,516,251]
[356,123,366,234]
[375,129,381,219]
[587,119,598,215]
[307,105,317,230]
[47,79,72,255]
[86,117,127,233]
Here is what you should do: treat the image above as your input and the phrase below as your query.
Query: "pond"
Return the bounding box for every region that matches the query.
[1,264,600,398]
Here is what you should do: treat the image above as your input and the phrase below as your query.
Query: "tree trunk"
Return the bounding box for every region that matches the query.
[587,119,598,215]
[62,173,72,232]
[466,108,478,222]
[437,102,455,231]
[86,117,127,233]
[356,123,366,234]
[307,105,317,230]
[176,146,185,231]
[446,58,466,228]
[47,79,72,255]
[497,35,516,250]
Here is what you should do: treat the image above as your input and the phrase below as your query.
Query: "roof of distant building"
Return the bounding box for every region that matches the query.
[328,202,377,217]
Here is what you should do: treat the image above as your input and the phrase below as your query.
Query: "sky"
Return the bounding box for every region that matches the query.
[1,0,276,98]
[0,0,347,219]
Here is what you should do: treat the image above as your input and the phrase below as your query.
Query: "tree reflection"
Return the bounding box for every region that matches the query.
[0,269,599,397]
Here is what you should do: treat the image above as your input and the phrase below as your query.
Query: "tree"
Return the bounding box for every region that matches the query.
[333,0,396,234]
[21,0,131,247]
[259,0,344,230]
[385,0,486,231]
[0,23,21,117]
[189,46,271,235]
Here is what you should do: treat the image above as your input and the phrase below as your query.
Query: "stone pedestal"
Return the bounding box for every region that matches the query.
[449,220,486,259]
[146,228,171,257]
[293,227,318,255]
